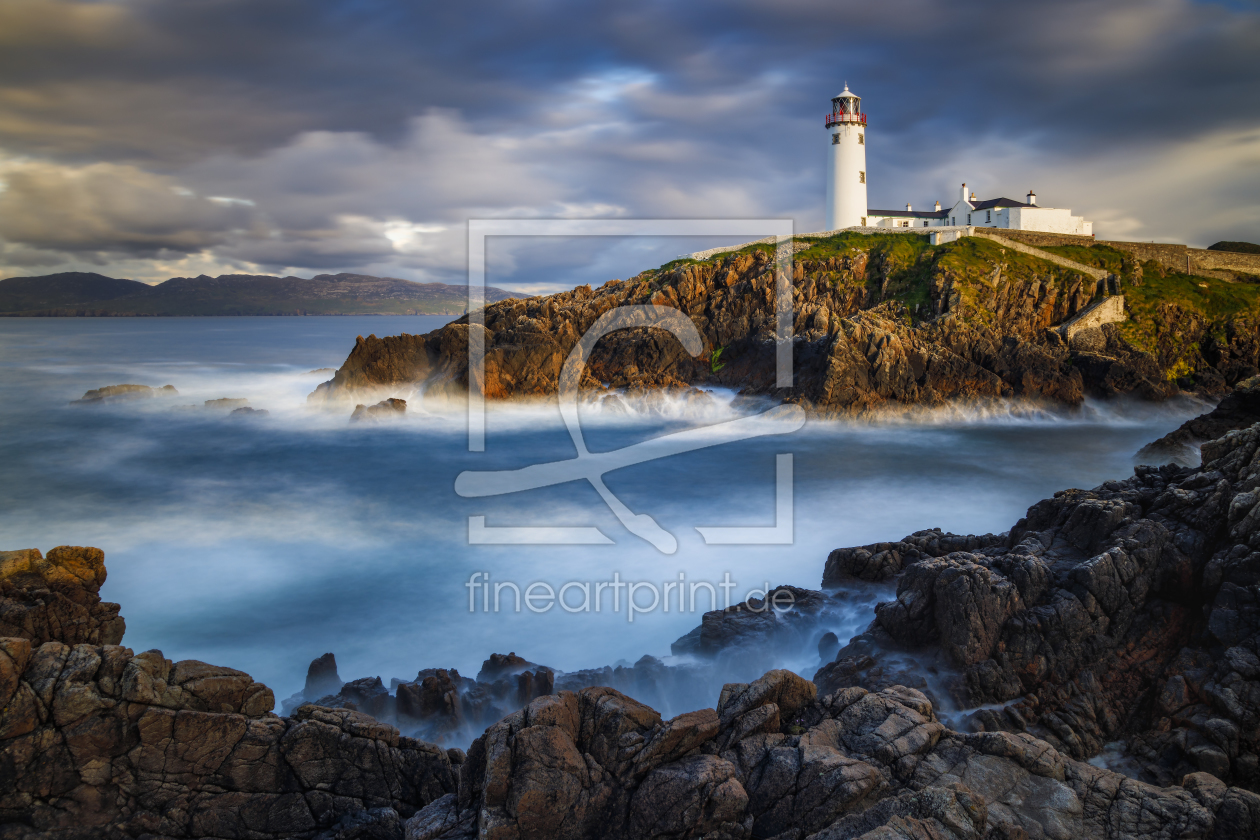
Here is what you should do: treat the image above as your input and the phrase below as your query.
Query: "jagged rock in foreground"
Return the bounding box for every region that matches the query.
[0,546,125,647]
[309,235,1195,415]
[1138,376,1260,464]
[299,588,854,750]
[822,420,1260,797]
[404,667,1260,840]
[0,548,455,839]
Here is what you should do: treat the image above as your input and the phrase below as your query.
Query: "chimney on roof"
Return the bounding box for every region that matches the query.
[959,183,968,204]
[970,191,976,202]
[1027,190,1037,206]
[934,201,941,211]
[906,203,912,212]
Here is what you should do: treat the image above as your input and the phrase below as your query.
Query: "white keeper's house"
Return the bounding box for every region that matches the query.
[825,85,1093,236]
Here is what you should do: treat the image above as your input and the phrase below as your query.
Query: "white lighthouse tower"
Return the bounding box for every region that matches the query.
[825,85,867,231]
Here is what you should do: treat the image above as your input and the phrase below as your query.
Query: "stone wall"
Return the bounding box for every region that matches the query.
[974,230,1109,280]
[984,230,1260,280]
[1059,294,1127,344]
[966,229,1097,249]
[1193,247,1260,275]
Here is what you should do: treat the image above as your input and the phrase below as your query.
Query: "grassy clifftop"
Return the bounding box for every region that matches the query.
[654,232,1107,337]
[1039,242,1260,384]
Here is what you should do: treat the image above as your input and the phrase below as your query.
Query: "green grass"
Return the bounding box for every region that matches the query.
[658,257,700,272]
[1116,271,1260,376]
[1125,271,1260,323]
[1038,243,1127,272]
[794,231,931,263]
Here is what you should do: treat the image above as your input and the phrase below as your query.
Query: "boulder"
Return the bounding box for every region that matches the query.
[0,546,124,646]
[351,398,408,422]
[72,383,177,404]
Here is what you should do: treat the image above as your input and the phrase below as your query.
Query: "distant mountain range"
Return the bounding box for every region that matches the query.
[0,271,526,316]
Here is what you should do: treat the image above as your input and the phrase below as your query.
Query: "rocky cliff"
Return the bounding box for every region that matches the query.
[821,420,1260,795]
[0,547,456,839]
[309,233,1260,415]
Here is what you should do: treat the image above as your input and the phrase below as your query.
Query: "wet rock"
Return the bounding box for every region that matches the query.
[475,651,541,682]
[823,530,1006,585]
[670,585,830,657]
[231,405,270,416]
[306,651,345,699]
[819,631,841,662]
[351,397,407,422]
[1139,375,1260,464]
[819,421,1260,793]
[71,383,177,404]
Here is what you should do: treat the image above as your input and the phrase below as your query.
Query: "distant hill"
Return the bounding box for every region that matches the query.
[0,271,526,316]
[1208,241,1260,255]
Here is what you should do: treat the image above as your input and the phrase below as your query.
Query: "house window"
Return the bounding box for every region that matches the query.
[902,221,909,227]
[858,133,864,145]
[967,213,972,224]
[986,210,991,222]
[858,171,865,183]
[831,133,840,145]
[923,221,929,227]
[951,217,955,225]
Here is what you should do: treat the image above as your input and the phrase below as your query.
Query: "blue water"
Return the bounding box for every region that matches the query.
[0,316,1208,709]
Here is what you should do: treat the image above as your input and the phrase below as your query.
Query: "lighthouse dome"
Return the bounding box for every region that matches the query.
[833,84,859,100]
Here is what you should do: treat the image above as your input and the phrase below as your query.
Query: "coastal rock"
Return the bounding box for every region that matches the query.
[0,550,456,838]
[0,636,455,838]
[307,236,1191,415]
[205,397,249,409]
[0,546,124,647]
[475,651,541,682]
[351,398,408,422]
[71,383,177,404]
[818,420,1260,794]
[231,405,270,417]
[402,669,1258,840]
[306,651,345,698]
[822,529,1006,584]
[670,585,831,657]
[1139,375,1260,464]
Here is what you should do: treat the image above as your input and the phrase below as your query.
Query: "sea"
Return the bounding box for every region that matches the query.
[0,316,1209,720]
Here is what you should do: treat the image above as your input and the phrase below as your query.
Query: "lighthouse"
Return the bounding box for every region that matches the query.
[825,85,867,231]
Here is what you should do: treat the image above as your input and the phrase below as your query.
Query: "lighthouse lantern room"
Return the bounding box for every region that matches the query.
[825,84,868,231]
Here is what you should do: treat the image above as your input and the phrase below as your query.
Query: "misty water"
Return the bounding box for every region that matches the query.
[0,316,1208,731]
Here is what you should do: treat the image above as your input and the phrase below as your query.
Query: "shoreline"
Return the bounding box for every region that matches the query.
[7,417,1260,837]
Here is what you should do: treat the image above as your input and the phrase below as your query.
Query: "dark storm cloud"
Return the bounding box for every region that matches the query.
[0,0,1256,281]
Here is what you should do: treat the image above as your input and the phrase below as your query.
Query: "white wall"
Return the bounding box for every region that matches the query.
[947,199,973,227]
[1007,207,1091,234]
[826,121,868,230]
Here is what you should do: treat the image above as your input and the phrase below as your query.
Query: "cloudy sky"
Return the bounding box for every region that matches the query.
[0,0,1257,292]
